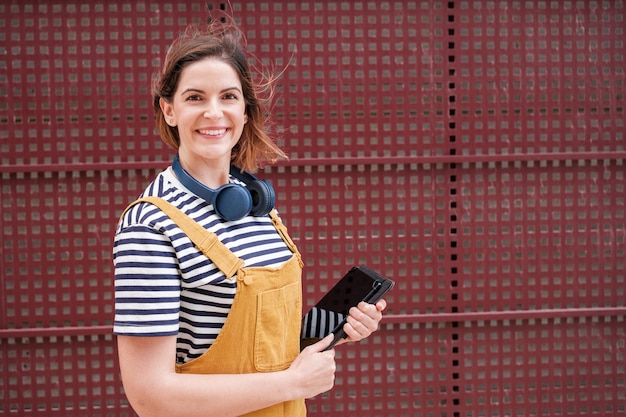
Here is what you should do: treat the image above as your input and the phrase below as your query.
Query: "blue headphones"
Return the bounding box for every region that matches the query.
[172,154,275,221]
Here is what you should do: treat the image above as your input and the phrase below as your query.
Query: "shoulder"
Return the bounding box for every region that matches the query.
[117,169,198,231]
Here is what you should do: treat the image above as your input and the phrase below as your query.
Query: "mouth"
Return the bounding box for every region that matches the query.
[198,128,228,136]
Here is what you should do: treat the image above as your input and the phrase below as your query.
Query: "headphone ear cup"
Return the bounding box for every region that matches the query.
[212,184,253,221]
[247,179,275,217]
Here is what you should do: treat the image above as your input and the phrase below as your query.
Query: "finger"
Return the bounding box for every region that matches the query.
[307,333,335,353]
[345,316,373,339]
[352,312,374,334]
[356,302,383,321]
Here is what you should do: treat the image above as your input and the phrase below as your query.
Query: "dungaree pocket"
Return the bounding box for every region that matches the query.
[254,281,302,372]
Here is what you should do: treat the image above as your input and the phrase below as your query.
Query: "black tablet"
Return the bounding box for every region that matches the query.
[300,265,395,351]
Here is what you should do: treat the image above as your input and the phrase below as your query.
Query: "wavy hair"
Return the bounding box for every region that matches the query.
[152,20,286,172]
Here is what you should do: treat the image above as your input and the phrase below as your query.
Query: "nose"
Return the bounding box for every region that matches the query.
[203,99,223,119]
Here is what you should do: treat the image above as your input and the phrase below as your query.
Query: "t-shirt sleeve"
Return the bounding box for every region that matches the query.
[113,224,181,336]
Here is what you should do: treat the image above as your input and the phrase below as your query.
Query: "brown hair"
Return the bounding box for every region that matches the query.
[152,20,286,172]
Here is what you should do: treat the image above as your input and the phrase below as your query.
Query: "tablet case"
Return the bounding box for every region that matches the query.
[301,265,394,350]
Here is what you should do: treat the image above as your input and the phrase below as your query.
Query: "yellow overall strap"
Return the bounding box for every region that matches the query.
[268,209,304,269]
[120,196,245,279]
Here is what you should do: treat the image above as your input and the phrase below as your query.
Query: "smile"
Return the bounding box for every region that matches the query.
[198,128,227,136]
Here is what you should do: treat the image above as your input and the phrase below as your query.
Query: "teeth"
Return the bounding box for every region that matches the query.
[199,129,226,135]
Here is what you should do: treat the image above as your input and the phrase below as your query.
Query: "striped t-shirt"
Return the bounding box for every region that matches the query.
[113,167,295,364]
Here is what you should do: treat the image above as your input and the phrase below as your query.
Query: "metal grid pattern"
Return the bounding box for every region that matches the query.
[1,169,156,330]
[1,334,129,416]
[456,161,625,312]
[1,1,624,416]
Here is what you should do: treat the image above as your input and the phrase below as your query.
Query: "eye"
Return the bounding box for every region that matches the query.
[222,92,240,100]
[185,94,203,102]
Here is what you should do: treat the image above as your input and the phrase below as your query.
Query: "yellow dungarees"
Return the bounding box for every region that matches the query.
[124,197,307,417]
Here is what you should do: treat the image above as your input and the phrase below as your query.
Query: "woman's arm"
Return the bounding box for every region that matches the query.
[118,333,336,417]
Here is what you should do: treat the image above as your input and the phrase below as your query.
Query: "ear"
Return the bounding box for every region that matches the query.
[160,97,176,126]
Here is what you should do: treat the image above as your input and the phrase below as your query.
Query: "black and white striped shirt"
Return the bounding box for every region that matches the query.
[113,168,294,364]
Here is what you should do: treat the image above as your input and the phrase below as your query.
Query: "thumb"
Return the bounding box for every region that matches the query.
[308,333,335,352]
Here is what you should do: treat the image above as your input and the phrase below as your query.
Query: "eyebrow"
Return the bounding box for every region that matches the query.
[180,87,243,95]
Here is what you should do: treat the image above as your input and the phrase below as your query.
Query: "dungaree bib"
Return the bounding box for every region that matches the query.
[123,197,307,417]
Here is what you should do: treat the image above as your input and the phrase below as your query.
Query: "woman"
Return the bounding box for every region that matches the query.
[113,21,386,417]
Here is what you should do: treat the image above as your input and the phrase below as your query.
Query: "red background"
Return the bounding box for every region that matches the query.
[1,1,624,416]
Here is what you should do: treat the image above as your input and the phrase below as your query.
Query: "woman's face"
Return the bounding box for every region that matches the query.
[161,57,247,168]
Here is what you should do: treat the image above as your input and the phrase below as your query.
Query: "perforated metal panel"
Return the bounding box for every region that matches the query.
[2,334,129,416]
[1,1,624,416]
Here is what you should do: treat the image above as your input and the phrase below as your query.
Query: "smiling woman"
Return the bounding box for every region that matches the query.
[111,17,386,417]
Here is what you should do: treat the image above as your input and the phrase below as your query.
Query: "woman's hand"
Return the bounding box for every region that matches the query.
[287,334,337,399]
[340,299,387,344]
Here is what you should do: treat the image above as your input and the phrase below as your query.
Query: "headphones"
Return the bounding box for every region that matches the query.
[172,154,275,221]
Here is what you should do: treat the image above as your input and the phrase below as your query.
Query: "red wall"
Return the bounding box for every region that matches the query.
[1,1,624,416]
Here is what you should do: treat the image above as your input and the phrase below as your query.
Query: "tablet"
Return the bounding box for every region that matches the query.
[300,265,395,351]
